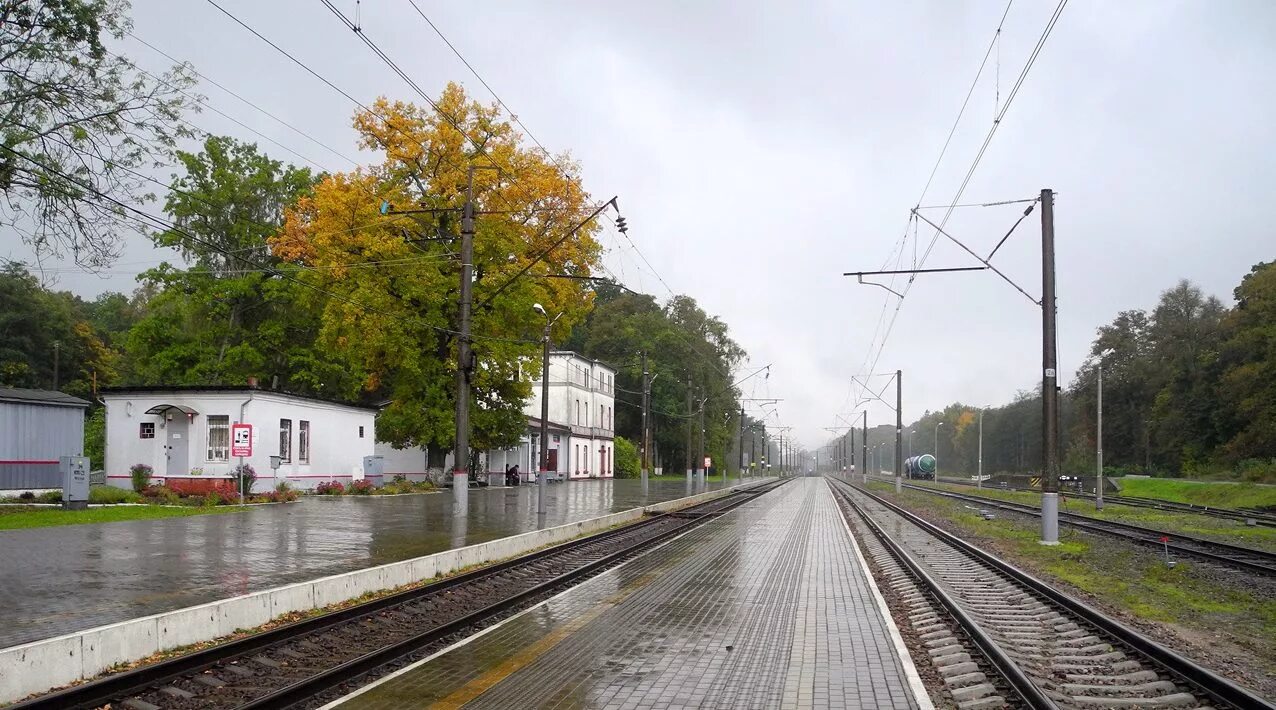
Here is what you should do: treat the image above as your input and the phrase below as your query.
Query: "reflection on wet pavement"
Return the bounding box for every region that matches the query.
[0,477,756,649]
[336,479,922,710]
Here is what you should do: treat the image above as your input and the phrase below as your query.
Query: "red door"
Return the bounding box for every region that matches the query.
[546,448,558,474]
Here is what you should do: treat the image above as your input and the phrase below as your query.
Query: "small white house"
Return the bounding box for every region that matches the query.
[103,386,377,493]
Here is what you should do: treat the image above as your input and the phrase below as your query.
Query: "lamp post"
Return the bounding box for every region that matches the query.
[977,409,984,490]
[908,430,915,458]
[533,303,562,525]
[1095,348,1114,510]
[934,422,945,479]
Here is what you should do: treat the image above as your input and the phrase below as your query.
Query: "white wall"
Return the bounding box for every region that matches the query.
[104,391,376,492]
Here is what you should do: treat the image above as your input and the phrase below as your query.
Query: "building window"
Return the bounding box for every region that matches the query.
[279,419,292,463]
[600,404,604,430]
[299,421,310,464]
[207,415,229,462]
[608,406,612,430]
[359,425,365,438]
[139,422,155,439]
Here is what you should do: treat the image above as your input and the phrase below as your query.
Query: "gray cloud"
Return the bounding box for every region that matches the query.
[13,0,1275,450]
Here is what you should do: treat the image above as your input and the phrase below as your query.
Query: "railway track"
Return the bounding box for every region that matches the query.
[932,476,1276,528]
[828,478,1272,710]
[899,482,1276,576]
[14,481,785,710]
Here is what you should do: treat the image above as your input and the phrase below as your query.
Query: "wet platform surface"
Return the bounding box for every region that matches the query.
[0,476,751,649]
[335,478,924,710]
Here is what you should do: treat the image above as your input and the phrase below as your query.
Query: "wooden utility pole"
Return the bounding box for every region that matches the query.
[640,352,649,487]
[685,376,693,483]
[452,169,478,502]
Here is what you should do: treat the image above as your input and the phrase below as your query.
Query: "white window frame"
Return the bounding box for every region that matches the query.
[207,415,230,462]
[279,418,292,464]
[299,420,310,464]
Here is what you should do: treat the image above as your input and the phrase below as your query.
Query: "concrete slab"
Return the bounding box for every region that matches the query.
[0,477,750,649]
[333,478,930,710]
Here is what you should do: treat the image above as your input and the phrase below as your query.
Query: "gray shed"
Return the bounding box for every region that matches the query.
[0,387,90,490]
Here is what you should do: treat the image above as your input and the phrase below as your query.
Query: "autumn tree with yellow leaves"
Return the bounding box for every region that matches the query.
[272,83,603,457]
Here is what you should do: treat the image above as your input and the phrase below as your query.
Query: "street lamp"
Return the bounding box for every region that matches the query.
[1096,348,1115,510]
[533,303,563,524]
[977,408,984,490]
[908,430,915,458]
[934,422,945,479]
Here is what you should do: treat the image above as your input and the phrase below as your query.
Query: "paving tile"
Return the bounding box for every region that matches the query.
[339,478,921,709]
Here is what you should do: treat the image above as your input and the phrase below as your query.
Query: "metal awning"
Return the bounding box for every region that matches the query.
[144,404,200,416]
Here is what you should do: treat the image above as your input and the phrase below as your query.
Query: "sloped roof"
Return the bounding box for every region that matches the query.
[0,387,91,408]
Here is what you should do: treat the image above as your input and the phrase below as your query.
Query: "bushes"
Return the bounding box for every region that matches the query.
[89,485,141,504]
[232,463,257,496]
[142,485,181,505]
[129,463,153,492]
[613,436,640,479]
[315,481,345,495]
[1237,458,1276,484]
[373,478,436,495]
[349,479,374,495]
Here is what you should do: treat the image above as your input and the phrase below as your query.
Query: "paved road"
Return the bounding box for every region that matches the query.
[336,478,926,710]
[0,477,755,649]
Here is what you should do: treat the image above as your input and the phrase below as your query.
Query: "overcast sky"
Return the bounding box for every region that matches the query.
[14,0,1276,450]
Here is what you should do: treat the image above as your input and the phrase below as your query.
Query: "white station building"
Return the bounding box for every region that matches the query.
[377,351,617,485]
[102,386,378,493]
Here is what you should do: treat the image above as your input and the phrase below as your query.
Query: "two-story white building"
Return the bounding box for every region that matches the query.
[520,351,617,481]
[102,386,378,493]
[381,351,617,485]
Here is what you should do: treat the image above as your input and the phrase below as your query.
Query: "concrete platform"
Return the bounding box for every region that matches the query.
[0,477,746,649]
[332,478,930,710]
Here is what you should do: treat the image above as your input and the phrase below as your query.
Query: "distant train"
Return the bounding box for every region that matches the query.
[904,454,937,480]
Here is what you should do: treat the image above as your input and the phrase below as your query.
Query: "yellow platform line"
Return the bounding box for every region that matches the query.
[428,571,661,709]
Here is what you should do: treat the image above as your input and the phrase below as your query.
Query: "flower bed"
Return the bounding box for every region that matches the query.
[163,477,238,497]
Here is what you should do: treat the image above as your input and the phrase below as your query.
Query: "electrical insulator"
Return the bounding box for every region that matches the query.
[615,216,628,234]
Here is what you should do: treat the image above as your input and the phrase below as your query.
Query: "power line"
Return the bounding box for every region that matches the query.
[392,4,733,380]
[844,0,1069,417]
[0,144,536,346]
[127,32,361,168]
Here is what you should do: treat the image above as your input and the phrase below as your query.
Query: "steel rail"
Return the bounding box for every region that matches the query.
[242,487,767,709]
[828,481,1058,709]
[13,481,782,710]
[901,483,1276,575]
[842,479,1275,710]
[930,476,1276,527]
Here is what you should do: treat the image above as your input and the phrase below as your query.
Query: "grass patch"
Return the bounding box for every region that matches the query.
[0,504,248,530]
[1115,478,1276,509]
[907,481,1276,552]
[876,485,1276,680]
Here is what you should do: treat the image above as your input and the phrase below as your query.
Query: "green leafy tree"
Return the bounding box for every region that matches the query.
[1218,262,1276,463]
[272,86,603,454]
[0,263,118,398]
[122,137,352,394]
[1,0,196,267]
[567,287,746,475]
[613,436,639,479]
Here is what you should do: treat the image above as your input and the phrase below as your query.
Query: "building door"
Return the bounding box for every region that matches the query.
[166,416,189,476]
[546,448,558,473]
